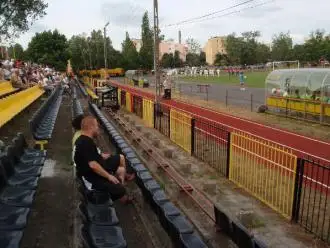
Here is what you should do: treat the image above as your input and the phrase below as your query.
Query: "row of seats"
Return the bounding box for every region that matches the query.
[29,86,63,141]
[0,85,45,128]
[77,80,88,97]
[0,81,19,98]
[214,206,267,248]
[89,102,207,248]
[76,176,127,248]
[0,133,46,248]
[72,86,84,119]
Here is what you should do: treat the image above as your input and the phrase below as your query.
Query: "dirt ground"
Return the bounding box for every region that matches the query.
[112,107,327,248]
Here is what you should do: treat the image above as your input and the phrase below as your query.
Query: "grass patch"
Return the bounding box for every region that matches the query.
[181,71,269,88]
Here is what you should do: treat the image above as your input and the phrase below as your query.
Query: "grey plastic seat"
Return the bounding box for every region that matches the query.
[0,204,30,230]
[81,224,127,248]
[0,230,23,248]
[78,202,119,226]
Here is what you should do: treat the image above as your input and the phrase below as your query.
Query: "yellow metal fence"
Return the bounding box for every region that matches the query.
[118,88,121,106]
[143,98,154,127]
[229,132,297,219]
[170,109,192,153]
[126,92,132,112]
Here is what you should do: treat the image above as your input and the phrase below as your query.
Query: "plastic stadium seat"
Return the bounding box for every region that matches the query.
[81,224,127,248]
[214,206,232,237]
[10,144,45,166]
[121,147,134,155]
[0,230,23,248]
[78,202,119,226]
[131,163,147,173]
[159,202,181,230]
[166,215,194,246]
[253,238,268,248]
[151,190,168,215]
[142,179,161,203]
[0,159,39,189]
[179,233,208,248]
[14,133,47,158]
[136,171,153,189]
[0,204,30,230]
[127,158,141,167]
[1,147,42,176]
[125,152,136,159]
[231,221,254,248]
[0,186,36,207]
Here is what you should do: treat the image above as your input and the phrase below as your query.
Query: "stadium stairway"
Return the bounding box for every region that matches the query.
[89,103,208,248]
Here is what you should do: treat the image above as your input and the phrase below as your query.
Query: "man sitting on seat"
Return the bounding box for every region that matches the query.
[74,116,134,203]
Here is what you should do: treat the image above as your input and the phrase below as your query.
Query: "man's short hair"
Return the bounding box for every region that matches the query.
[72,114,84,130]
[81,116,97,131]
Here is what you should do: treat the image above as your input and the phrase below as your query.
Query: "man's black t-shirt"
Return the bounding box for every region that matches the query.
[74,135,104,183]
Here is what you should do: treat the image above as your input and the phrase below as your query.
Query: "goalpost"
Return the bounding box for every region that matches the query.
[272,60,300,71]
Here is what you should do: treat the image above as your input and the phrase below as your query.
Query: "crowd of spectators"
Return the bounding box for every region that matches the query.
[0,59,67,94]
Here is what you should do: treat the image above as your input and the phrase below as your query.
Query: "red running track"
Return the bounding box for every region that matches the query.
[111,81,330,162]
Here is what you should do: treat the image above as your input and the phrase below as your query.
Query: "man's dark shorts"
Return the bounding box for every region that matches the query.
[92,155,125,201]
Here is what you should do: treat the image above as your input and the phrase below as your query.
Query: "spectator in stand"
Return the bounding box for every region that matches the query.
[74,116,135,203]
[11,69,27,90]
[0,62,4,80]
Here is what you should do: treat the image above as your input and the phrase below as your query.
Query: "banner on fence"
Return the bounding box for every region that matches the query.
[143,98,154,127]
[229,131,297,219]
[170,109,192,153]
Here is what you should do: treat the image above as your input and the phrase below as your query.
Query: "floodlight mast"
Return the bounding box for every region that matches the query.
[153,0,161,103]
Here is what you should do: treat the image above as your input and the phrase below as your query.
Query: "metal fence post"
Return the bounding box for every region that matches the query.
[153,103,156,129]
[225,132,231,178]
[291,158,305,222]
[191,118,196,155]
[225,90,228,106]
[250,94,253,112]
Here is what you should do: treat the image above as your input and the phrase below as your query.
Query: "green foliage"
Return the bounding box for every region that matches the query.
[161,53,174,68]
[26,30,68,71]
[121,32,139,69]
[67,30,124,72]
[186,38,201,54]
[174,50,182,67]
[139,11,154,69]
[214,53,230,66]
[225,31,270,65]
[199,51,206,65]
[271,32,293,61]
[7,43,25,60]
[0,0,48,40]
[186,53,200,66]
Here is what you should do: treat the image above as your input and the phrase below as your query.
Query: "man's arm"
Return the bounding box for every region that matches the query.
[88,161,119,184]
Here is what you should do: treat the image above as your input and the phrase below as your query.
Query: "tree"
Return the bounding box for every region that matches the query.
[186,38,201,54]
[8,43,25,60]
[139,12,154,69]
[0,0,48,40]
[199,51,206,65]
[68,35,89,71]
[186,53,200,66]
[271,32,293,61]
[161,53,174,68]
[225,33,243,64]
[174,51,183,67]
[26,30,69,71]
[121,32,139,69]
[255,43,271,63]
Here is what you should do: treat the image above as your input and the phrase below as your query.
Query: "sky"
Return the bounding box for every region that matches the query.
[14,0,330,50]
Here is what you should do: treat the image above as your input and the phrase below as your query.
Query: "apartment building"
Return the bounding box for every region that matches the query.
[203,36,227,65]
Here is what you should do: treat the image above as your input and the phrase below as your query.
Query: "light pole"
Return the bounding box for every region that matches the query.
[104,22,110,70]
[153,0,160,103]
